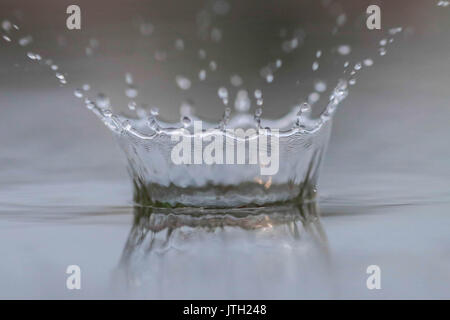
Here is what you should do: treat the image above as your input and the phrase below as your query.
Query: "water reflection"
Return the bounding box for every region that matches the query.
[117,202,337,299]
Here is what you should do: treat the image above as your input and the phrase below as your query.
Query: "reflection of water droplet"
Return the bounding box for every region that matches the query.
[337,45,351,55]
[176,75,192,90]
[74,89,83,98]
[379,47,387,56]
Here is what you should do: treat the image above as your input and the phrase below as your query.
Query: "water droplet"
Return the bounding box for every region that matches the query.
[308,92,320,104]
[176,75,192,90]
[182,116,192,128]
[150,107,159,116]
[175,38,184,50]
[349,78,356,86]
[363,58,374,67]
[1,20,12,32]
[55,73,65,80]
[379,47,387,56]
[316,50,322,58]
[344,61,349,68]
[336,14,347,26]
[211,28,222,42]
[312,61,319,71]
[230,74,243,87]
[337,45,351,55]
[212,0,230,15]
[2,35,11,42]
[74,89,83,98]
[96,93,110,109]
[254,89,262,99]
[314,81,327,92]
[379,38,387,46]
[125,85,138,98]
[82,84,90,91]
[198,69,206,81]
[103,109,113,118]
[266,74,274,83]
[275,59,282,68]
[282,37,299,53]
[128,101,137,110]
[255,107,262,117]
[354,63,362,70]
[140,22,154,36]
[209,61,217,71]
[234,90,251,112]
[218,87,228,99]
[27,52,36,60]
[18,35,32,46]
[154,51,167,62]
[51,64,58,71]
[198,49,207,59]
[125,73,133,85]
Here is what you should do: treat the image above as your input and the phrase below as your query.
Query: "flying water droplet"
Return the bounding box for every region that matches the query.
[312,61,319,71]
[337,45,351,55]
[125,85,138,98]
[174,38,184,51]
[198,69,206,81]
[363,58,374,67]
[18,36,32,46]
[176,75,192,90]
[230,74,243,87]
[74,89,83,98]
